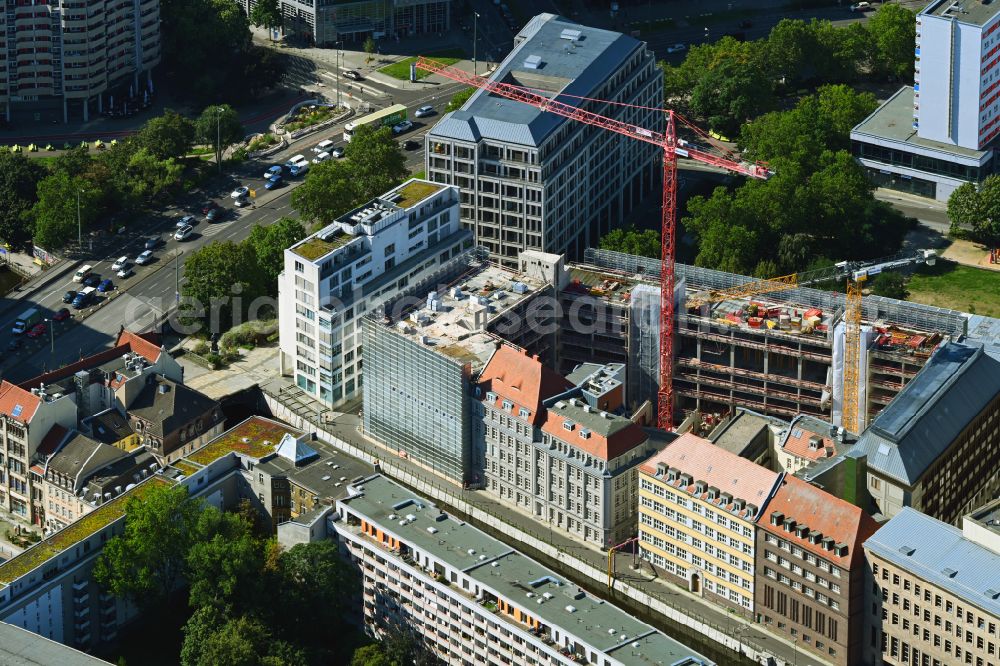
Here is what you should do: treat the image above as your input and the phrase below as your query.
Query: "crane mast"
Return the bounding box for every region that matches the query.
[416,57,771,428]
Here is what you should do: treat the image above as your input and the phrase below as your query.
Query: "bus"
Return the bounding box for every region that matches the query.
[344,104,408,142]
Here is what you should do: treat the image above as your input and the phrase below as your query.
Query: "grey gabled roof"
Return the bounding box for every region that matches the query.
[428,13,644,148]
[46,431,129,492]
[855,342,1000,485]
[864,507,1000,617]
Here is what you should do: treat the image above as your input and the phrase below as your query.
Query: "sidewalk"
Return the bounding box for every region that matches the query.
[258,374,828,666]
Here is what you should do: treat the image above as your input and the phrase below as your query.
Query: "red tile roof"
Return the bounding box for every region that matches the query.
[476,345,572,426]
[783,428,837,461]
[0,381,41,424]
[759,475,880,568]
[18,329,163,390]
[539,408,647,461]
[36,423,70,458]
[641,433,781,518]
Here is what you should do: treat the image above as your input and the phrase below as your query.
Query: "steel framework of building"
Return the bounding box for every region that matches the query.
[415,57,772,428]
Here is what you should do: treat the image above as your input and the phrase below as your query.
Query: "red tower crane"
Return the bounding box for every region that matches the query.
[416,57,772,428]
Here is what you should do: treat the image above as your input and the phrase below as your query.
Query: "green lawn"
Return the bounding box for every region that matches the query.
[905,260,1000,317]
[378,49,466,81]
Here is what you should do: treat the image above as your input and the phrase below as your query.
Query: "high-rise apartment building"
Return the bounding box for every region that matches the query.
[0,0,161,122]
[851,0,1000,200]
[425,13,663,267]
[332,474,714,666]
[278,179,472,408]
[475,345,659,548]
[756,475,880,666]
[865,502,1000,666]
[637,433,781,617]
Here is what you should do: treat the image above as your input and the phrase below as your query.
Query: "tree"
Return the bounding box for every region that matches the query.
[351,644,392,666]
[0,152,45,249]
[195,105,244,169]
[181,608,306,666]
[185,508,265,614]
[273,541,350,647]
[30,172,101,250]
[181,240,263,330]
[347,125,409,202]
[689,51,774,136]
[137,109,196,160]
[241,46,286,97]
[445,87,475,112]
[52,144,93,178]
[363,36,376,63]
[947,176,1000,244]
[765,19,817,85]
[871,271,907,299]
[866,4,917,80]
[93,484,205,608]
[246,218,307,290]
[290,159,357,224]
[249,0,282,39]
[599,226,660,258]
[125,147,184,200]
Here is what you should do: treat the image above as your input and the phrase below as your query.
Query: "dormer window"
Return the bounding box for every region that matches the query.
[486,392,497,404]
[580,429,591,439]
[563,421,574,431]
[519,408,530,418]
[502,399,513,410]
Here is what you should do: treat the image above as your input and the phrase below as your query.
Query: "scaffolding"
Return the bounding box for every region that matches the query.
[585,248,968,338]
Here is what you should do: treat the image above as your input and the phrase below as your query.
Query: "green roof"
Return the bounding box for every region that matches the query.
[0,477,172,585]
[392,180,443,209]
[186,416,300,466]
[172,460,202,477]
[292,231,352,261]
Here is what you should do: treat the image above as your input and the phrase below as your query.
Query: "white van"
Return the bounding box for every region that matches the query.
[73,265,94,283]
[312,151,331,164]
[285,154,306,168]
[313,139,335,153]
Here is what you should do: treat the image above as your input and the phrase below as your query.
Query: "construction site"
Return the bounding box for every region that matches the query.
[561,249,967,432]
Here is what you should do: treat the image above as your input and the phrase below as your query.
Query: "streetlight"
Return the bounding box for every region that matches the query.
[216,106,223,174]
[473,12,481,76]
[336,41,343,108]
[76,189,84,248]
[175,249,182,304]
[45,318,53,354]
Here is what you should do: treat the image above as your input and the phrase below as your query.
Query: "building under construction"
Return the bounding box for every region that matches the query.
[563,249,970,431]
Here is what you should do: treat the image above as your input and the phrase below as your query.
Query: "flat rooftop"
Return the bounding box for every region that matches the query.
[968,498,1000,536]
[260,437,373,503]
[185,416,302,466]
[852,87,990,161]
[341,475,711,666]
[380,260,549,370]
[0,477,172,586]
[430,14,643,147]
[922,0,1000,27]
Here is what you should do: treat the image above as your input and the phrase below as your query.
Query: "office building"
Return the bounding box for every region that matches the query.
[851,0,1000,200]
[853,342,1000,525]
[331,473,715,666]
[864,502,1000,666]
[239,0,450,48]
[0,0,160,122]
[638,433,781,617]
[755,475,880,666]
[362,250,563,486]
[278,179,472,408]
[476,345,661,548]
[425,14,663,267]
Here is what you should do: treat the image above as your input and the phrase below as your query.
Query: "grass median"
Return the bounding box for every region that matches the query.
[378,48,466,81]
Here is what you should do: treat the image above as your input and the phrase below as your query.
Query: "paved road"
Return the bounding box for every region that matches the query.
[1,81,461,383]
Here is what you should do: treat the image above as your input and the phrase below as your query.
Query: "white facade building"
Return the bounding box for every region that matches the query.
[332,474,713,666]
[278,180,472,407]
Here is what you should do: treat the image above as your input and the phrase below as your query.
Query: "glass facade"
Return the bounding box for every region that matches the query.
[851,140,992,182]
[862,168,937,199]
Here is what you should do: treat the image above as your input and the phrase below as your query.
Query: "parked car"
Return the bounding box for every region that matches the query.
[201,202,217,215]
[145,236,160,250]
[850,1,872,10]
[401,139,421,151]
[206,207,223,222]
[264,165,283,179]
[331,146,345,158]
[415,105,435,118]
[313,140,335,154]
[73,264,94,283]
[53,308,71,322]
[175,214,196,229]
[343,70,363,81]
[231,186,250,200]
[174,225,194,241]
[312,152,331,164]
[666,43,686,53]
[264,175,283,190]
[82,274,101,288]
[97,278,114,293]
[27,323,46,339]
[63,290,77,304]
[136,250,154,265]
[392,120,414,135]
[112,256,129,272]
[117,266,134,279]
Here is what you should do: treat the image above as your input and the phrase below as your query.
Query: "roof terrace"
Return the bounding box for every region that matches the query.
[185,416,301,466]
